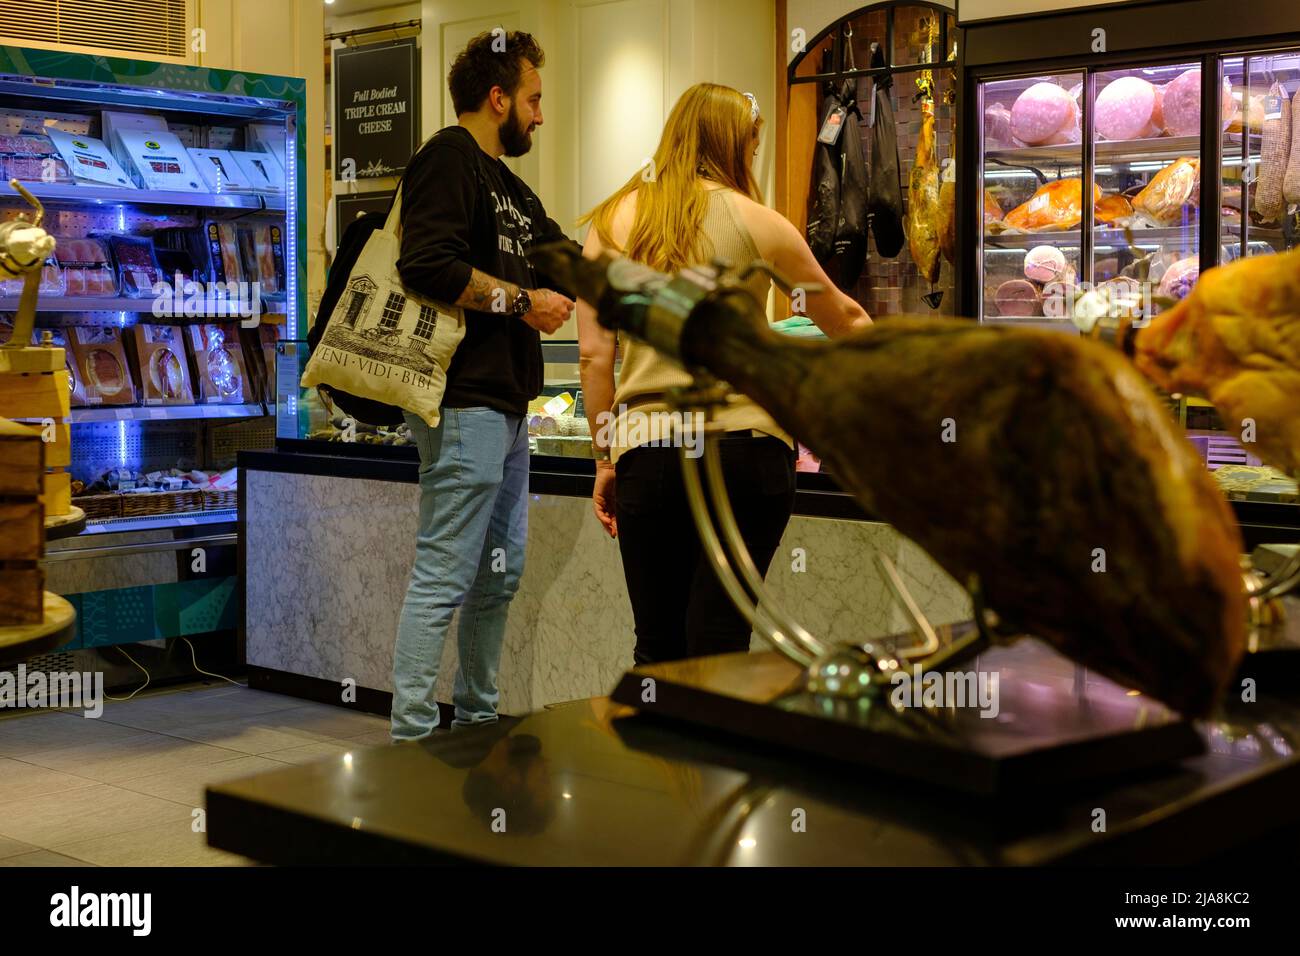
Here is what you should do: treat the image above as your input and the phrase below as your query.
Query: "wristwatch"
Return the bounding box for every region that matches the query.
[510,289,532,316]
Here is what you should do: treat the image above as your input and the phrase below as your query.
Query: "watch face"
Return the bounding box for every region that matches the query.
[514,290,531,315]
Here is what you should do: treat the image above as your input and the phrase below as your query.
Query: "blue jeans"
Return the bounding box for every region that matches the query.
[391,407,530,741]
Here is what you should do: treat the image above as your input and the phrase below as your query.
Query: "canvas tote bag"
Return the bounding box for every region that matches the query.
[300,183,466,427]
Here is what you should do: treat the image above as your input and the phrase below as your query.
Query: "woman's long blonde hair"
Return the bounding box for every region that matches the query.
[579,83,762,272]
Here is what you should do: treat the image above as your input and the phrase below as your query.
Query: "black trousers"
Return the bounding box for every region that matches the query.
[614,435,796,665]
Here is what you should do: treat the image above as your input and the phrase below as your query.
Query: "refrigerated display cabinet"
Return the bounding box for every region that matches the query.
[959,0,1300,533]
[0,46,305,660]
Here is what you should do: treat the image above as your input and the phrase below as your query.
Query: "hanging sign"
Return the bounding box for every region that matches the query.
[333,37,419,181]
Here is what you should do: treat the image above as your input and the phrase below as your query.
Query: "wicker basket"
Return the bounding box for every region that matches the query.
[120,490,205,518]
[74,493,122,520]
[203,489,238,511]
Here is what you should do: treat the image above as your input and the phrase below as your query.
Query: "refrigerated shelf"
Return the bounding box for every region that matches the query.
[0,182,286,211]
[0,297,289,315]
[984,133,1258,169]
[982,224,1281,248]
[66,403,266,424]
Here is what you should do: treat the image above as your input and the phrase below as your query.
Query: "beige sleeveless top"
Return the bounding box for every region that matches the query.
[609,189,793,464]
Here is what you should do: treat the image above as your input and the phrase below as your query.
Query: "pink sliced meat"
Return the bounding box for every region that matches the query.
[984,102,1019,148]
[1011,82,1079,146]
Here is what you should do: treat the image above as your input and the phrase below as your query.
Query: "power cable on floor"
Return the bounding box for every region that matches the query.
[181,637,243,688]
[104,645,151,701]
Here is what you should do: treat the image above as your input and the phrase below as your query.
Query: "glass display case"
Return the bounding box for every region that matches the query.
[281,339,592,458]
[968,34,1300,511]
[0,46,305,536]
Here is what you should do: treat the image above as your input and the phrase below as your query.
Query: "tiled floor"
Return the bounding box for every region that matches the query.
[0,682,389,866]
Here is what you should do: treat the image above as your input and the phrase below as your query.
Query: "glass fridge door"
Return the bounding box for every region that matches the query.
[978,72,1084,330]
[1088,61,1206,321]
[1221,52,1299,263]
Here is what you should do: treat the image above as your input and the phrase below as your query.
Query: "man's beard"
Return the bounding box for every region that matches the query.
[500,103,534,157]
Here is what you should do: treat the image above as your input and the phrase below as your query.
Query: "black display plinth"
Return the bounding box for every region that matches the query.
[610,632,1204,795]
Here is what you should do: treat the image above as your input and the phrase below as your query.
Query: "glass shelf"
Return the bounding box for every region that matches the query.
[0,182,286,211]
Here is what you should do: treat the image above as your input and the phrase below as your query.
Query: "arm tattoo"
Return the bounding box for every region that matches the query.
[456,269,521,313]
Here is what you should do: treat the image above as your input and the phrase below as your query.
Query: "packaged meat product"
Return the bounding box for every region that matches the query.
[1024,244,1068,282]
[111,129,205,192]
[256,323,280,402]
[39,327,89,406]
[994,279,1041,316]
[1283,90,1300,205]
[53,237,117,297]
[1133,157,1200,225]
[187,323,249,403]
[230,150,284,194]
[154,247,202,287]
[1095,76,1164,141]
[132,325,194,405]
[187,148,254,192]
[202,221,244,284]
[1095,193,1134,225]
[1041,275,1081,318]
[1162,69,1234,137]
[1010,82,1078,146]
[983,102,1020,148]
[0,255,62,297]
[982,189,1003,225]
[0,133,53,154]
[68,326,136,405]
[1003,179,1100,232]
[1228,92,1266,134]
[102,235,164,297]
[45,130,133,188]
[1041,122,1081,145]
[1157,256,1200,301]
[237,223,281,294]
[1,135,72,183]
[1255,83,1290,223]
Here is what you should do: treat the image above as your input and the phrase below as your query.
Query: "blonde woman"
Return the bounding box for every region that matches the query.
[578,83,871,665]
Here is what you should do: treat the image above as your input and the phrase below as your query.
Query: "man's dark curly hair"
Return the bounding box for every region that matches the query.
[447,30,546,117]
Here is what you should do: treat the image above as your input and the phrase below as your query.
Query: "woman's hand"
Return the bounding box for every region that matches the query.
[593,461,618,538]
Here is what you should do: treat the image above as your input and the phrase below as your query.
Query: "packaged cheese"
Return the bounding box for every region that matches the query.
[187,323,249,403]
[68,326,136,405]
[132,325,194,405]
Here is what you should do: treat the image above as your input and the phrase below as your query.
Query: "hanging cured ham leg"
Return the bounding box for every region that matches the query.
[531,243,1248,717]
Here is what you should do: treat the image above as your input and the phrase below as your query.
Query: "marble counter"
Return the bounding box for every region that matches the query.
[244,466,970,716]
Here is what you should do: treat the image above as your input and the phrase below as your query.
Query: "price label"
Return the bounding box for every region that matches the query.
[1265,95,1284,121]
[1028,192,1050,213]
[818,106,847,145]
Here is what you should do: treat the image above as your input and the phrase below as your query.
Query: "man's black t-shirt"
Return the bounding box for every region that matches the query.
[396,126,568,416]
